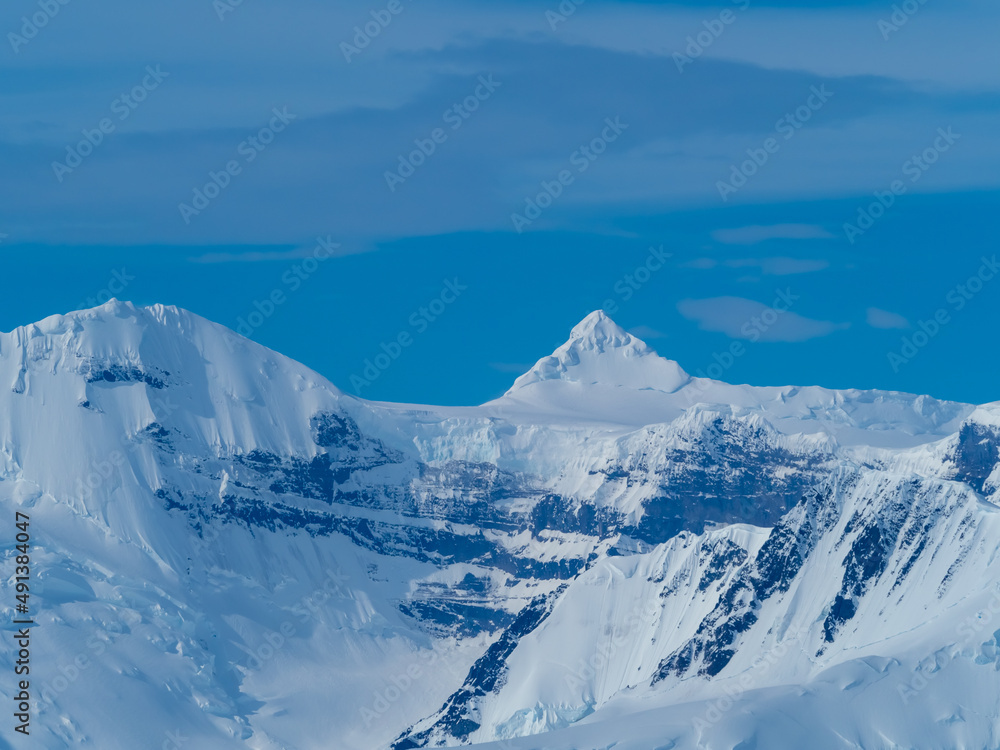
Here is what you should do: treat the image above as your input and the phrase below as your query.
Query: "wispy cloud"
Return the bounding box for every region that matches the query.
[711,224,834,245]
[681,257,829,275]
[2,0,997,249]
[488,362,535,374]
[727,257,830,275]
[628,324,666,340]
[680,258,719,270]
[866,307,910,329]
[190,245,360,264]
[677,296,849,342]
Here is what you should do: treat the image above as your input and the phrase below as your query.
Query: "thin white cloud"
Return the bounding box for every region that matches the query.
[680,258,718,270]
[488,362,535,374]
[677,296,849,342]
[711,224,834,245]
[191,249,319,264]
[190,243,360,263]
[550,3,1000,90]
[682,256,829,275]
[627,325,666,340]
[726,257,830,275]
[866,307,910,329]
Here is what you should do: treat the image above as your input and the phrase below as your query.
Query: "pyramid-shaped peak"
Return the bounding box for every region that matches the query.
[505,311,688,395]
[568,310,640,350]
[571,309,621,336]
[567,310,661,355]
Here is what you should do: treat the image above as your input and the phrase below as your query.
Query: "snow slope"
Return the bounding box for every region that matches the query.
[0,301,997,750]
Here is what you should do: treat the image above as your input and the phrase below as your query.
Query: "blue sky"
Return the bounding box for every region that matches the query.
[1,0,998,405]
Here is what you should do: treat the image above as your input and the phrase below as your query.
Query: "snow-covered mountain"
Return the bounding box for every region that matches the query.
[1,301,998,750]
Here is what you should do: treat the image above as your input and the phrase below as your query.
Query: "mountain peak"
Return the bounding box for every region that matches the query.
[505,311,689,396]
[568,310,637,350]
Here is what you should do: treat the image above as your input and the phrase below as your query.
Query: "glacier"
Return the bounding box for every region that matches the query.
[0,301,998,750]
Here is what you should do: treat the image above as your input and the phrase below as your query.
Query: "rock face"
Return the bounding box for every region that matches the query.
[1,301,997,750]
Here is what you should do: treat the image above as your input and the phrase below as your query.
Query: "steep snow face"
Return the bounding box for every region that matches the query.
[0,302,997,750]
[463,463,1000,750]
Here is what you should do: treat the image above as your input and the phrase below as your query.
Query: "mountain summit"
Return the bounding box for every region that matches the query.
[506,310,690,395]
[567,309,647,350]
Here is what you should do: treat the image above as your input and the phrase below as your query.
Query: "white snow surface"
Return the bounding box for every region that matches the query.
[0,301,996,750]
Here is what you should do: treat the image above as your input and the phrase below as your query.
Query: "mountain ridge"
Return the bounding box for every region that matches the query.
[1,300,998,750]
